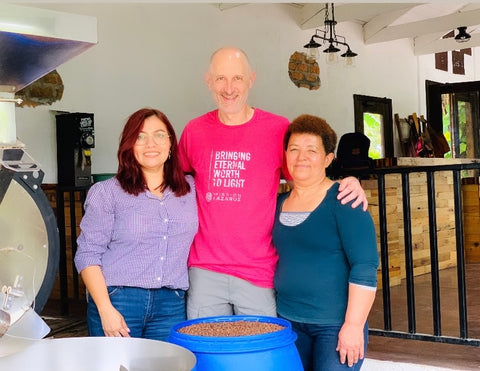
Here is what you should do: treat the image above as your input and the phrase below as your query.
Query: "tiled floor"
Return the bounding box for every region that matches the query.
[40,264,480,370]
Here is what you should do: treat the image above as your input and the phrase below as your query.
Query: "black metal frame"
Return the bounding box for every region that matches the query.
[334,162,480,347]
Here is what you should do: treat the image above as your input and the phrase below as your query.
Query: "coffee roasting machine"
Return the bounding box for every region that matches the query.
[0,2,97,348]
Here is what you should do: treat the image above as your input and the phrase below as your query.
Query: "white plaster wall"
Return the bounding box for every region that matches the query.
[13,3,478,183]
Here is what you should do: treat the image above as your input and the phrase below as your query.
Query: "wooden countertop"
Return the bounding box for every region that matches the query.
[396,157,480,166]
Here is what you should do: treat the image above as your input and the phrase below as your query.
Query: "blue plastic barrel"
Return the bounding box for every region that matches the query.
[167,315,303,371]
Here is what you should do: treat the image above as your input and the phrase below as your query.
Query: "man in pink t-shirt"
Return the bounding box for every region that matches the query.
[178,46,367,319]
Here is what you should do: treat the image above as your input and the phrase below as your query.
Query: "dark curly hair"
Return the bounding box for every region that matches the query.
[284,114,337,154]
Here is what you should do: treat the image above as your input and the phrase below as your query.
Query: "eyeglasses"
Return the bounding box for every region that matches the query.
[135,131,170,146]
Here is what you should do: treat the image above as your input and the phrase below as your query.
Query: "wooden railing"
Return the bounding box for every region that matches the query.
[55,186,89,315]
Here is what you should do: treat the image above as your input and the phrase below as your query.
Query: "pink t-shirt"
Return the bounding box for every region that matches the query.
[178,109,290,288]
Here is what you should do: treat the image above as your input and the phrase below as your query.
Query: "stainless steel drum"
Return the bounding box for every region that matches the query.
[0,150,60,315]
[0,337,196,371]
[0,149,60,343]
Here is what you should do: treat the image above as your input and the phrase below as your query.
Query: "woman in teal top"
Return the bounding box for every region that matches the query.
[273,114,379,371]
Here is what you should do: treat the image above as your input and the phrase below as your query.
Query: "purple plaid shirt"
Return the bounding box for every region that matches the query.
[74,175,198,290]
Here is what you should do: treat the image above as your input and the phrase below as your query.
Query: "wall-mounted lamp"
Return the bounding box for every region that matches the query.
[303,3,358,67]
[454,26,471,43]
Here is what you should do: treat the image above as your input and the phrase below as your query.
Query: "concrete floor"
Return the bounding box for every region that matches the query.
[363,358,463,371]
[367,263,480,370]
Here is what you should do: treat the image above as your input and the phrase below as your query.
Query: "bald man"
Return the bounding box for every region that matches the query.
[178,46,367,319]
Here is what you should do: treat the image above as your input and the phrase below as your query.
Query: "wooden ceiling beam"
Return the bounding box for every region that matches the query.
[414,33,480,55]
[364,8,480,45]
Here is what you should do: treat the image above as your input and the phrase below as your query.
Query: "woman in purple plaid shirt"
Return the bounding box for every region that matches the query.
[75,108,198,341]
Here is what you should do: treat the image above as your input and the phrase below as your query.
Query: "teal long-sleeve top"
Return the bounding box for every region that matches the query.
[273,182,379,325]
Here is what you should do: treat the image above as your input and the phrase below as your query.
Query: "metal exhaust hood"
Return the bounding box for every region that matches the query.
[0,3,98,144]
[0,3,97,92]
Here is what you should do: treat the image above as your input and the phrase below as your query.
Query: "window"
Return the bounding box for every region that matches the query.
[354,95,394,159]
[426,80,480,159]
[363,112,384,159]
[441,92,479,158]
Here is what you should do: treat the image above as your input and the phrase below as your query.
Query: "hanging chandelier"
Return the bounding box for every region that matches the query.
[303,3,358,67]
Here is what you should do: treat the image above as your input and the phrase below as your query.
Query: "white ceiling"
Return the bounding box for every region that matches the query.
[215,2,480,56]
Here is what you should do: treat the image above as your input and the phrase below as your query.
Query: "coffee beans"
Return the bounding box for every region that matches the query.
[177,320,285,337]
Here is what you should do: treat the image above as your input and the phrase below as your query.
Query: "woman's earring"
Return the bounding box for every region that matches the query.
[168,150,171,159]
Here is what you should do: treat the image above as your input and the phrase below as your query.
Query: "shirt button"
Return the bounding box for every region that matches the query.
[164,218,168,222]
[157,277,161,281]
[160,256,165,261]
[163,236,167,240]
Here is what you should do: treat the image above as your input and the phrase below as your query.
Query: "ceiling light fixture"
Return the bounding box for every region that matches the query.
[303,3,357,67]
[454,26,471,43]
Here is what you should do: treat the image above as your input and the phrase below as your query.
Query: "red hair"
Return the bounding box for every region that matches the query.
[116,108,190,197]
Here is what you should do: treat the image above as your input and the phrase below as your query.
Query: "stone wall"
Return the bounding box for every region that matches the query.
[363,172,457,288]
[288,51,320,90]
[15,70,64,107]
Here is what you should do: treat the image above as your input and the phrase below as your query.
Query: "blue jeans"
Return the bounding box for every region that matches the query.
[87,286,186,341]
[288,319,368,371]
